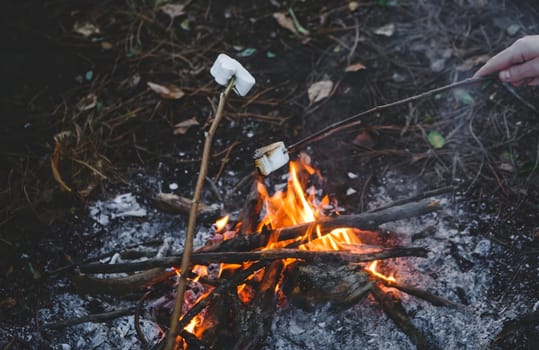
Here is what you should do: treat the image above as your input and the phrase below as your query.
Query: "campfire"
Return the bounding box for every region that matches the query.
[47,152,458,350]
[139,157,448,349]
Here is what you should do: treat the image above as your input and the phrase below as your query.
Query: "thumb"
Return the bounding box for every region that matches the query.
[500,56,539,82]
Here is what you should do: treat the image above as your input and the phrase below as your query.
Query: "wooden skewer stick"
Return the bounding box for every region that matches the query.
[287,76,494,153]
[165,77,236,350]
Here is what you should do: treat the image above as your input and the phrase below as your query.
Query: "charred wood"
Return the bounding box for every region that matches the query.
[283,262,373,311]
[177,261,270,331]
[211,198,440,252]
[237,175,264,234]
[232,260,283,350]
[73,268,174,295]
[370,283,438,350]
[79,247,428,274]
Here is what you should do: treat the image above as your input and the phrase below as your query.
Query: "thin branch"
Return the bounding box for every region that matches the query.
[42,307,135,329]
[366,185,457,213]
[79,247,428,274]
[382,280,462,309]
[288,76,495,153]
[371,283,436,350]
[135,290,152,349]
[165,77,236,350]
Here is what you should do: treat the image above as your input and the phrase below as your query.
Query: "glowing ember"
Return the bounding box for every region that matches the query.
[237,283,255,304]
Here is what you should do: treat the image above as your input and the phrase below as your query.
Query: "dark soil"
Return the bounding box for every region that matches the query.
[1,0,538,349]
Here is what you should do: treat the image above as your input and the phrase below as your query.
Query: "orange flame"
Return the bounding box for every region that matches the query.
[258,160,362,253]
[214,215,229,232]
[367,260,396,283]
[179,159,397,345]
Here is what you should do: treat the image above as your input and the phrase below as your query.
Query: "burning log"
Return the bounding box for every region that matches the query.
[231,260,284,350]
[78,246,429,274]
[237,174,264,234]
[277,198,440,242]
[212,198,440,252]
[370,283,439,350]
[283,261,373,311]
[176,261,269,332]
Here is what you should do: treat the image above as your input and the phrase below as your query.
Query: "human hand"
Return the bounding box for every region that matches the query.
[474,35,539,86]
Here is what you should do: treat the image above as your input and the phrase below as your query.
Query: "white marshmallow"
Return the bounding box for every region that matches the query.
[210,54,256,96]
[254,141,289,176]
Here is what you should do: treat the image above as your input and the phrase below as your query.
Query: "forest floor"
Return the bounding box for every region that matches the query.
[1,1,538,349]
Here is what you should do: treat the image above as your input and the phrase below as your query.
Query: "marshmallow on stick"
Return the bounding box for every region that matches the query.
[210,54,256,96]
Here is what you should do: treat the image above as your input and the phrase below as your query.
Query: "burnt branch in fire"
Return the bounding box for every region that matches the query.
[232,260,284,350]
[78,247,429,274]
[371,283,439,350]
[237,174,264,234]
[177,261,269,331]
[275,198,440,243]
[212,198,441,252]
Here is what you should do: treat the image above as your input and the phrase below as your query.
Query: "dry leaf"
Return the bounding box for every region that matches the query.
[73,22,100,37]
[345,62,367,72]
[349,1,360,11]
[51,131,75,193]
[173,117,199,135]
[374,23,395,37]
[159,4,186,19]
[147,81,185,99]
[77,94,97,111]
[273,12,298,35]
[352,131,375,148]
[307,80,334,104]
[100,41,113,50]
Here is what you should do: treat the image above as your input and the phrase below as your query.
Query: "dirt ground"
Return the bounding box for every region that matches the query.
[1,0,538,349]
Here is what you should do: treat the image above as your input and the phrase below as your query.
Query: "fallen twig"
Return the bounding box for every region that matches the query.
[42,307,135,329]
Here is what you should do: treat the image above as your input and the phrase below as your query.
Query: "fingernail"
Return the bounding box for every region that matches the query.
[500,70,511,80]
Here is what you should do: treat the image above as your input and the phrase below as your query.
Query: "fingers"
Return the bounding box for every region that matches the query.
[528,77,539,86]
[474,35,539,78]
[474,46,519,77]
[498,56,539,83]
